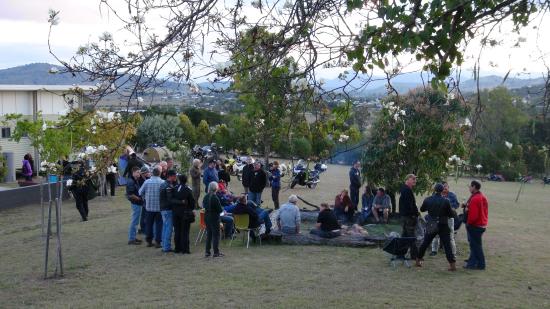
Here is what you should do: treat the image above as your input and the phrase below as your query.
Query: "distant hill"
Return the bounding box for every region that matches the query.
[0,63,544,97]
[0,63,91,85]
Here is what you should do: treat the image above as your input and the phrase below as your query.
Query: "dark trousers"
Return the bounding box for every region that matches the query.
[466,225,486,269]
[418,224,455,263]
[205,218,220,255]
[401,216,418,259]
[350,186,360,208]
[145,211,162,243]
[272,187,280,209]
[104,174,116,196]
[173,212,191,253]
[140,206,147,232]
[74,191,89,221]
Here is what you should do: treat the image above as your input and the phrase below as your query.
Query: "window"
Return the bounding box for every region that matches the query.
[1,127,11,138]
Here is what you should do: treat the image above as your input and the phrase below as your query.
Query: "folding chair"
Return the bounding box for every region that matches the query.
[382,236,417,268]
[230,214,261,248]
[194,210,206,246]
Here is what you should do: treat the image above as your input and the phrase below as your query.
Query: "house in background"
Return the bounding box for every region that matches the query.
[0,85,94,176]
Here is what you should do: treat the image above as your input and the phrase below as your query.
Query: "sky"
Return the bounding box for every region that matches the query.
[1,0,550,81]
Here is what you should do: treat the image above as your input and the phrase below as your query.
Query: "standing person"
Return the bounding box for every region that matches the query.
[416,183,458,271]
[203,160,219,193]
[159,170,177,253]
[138,166,150,234]
[203,181,224,258]
[139,166,164,248]
[189,159,202,209]
[276,195,301,234]
[22,154,33,181]
[431,182,459,256]
[218,163,231,185]
[159,161,168,180]
[70,161,90,222]
[123,153,143,178]
[463,180,489,270]
[248,161,267,207]
[269,161,281,209]
[349,161,362,208]
[166,158,175,171]
[241,157,254,194]
[169,174,195,254]
[105,163,117,196]
[399,174,419,260]
[126,166,144,245]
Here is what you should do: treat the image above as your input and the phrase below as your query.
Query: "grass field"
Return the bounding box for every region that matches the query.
[0,164,549,308]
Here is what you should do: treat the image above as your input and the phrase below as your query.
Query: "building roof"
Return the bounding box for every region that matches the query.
[0,85,96,92]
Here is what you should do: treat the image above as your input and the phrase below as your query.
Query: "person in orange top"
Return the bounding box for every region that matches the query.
[463,180,489,270]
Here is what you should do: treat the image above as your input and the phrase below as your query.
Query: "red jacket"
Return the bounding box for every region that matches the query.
[467,192,488,227]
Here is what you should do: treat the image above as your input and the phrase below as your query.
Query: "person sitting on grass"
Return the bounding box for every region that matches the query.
[359,185,375,224]
[333,189,355,224]
[372,188,391,224]
[310,203,341,238]
[276,195,301,234]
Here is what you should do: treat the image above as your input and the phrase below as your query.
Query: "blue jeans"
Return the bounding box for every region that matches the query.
[140,206,147,233]
[256,208,272,233]
[128,204,142,241]
[220,215,234,238]
[161,210,173,251]
[466,225,486,269]
[248,191,262,207]
[145,211,162,244]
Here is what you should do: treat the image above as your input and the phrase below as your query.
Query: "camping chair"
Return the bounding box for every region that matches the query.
[230,214,262,248]
[382,236,417,268]
[195,210,226,245]
[194,210,207,246]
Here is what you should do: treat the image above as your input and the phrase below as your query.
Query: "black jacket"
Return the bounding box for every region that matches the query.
[349,167,361,189]
[233,202,260,228]
[218,170,231,184]
[249,169,267,193]
[241,164,254,187]
[399,185,419,217]
[168,183,195,216]
[160,181,176,211]
[126,176,144,205]
[421,193,457,224]
[124,157,143,177]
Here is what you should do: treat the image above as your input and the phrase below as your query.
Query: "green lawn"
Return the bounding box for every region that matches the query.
[0,164,549,308]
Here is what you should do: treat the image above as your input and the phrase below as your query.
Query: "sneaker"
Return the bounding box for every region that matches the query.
[128,240,142,245]
[429,251,437,257]
[213,253,225,258]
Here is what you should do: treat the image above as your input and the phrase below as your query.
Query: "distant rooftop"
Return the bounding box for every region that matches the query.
[0,85,96,91]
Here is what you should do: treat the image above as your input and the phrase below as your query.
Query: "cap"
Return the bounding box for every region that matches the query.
[434,183,444,193]
[140,166,150,174]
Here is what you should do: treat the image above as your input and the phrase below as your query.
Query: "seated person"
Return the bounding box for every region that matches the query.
[223,203,237,214]
[372,188,391,223]
[310,203,341,238]
[233,195,261,229]
[359,186,375,224]
[276,195,301,234]
[247,200,272,234]
[333,189,355,224]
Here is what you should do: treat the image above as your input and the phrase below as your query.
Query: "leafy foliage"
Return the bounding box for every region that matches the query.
[135,115,182,150]
[362,88,469,193]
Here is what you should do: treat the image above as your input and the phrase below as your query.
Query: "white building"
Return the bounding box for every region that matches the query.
[0,85,94,173]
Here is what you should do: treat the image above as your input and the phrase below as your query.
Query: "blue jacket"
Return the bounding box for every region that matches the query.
[269,169,281,189]
[445,191,460,209]
[203,167,219,187]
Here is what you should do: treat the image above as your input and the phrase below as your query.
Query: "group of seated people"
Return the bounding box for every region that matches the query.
[332,187,392,225]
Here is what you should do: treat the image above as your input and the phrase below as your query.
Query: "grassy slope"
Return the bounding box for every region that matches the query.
[0,164,549,308]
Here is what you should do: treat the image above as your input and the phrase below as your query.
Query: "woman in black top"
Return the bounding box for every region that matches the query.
[169,174,196,254]
[218,163,231,184]
[203,181,224,257]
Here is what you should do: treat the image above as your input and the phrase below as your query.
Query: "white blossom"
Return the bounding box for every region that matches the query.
[476,164,483,170]
[66,179,73,187]
[42,122,48,131]
[89,166,97,173]
[338,134,349,143]
[398,140,406,147]
[505,141,513,149]
[462,118,472,127]
[78,152,87,159]
[85,146,97,155]
[137,97,144,103]
[98,145,108,151]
